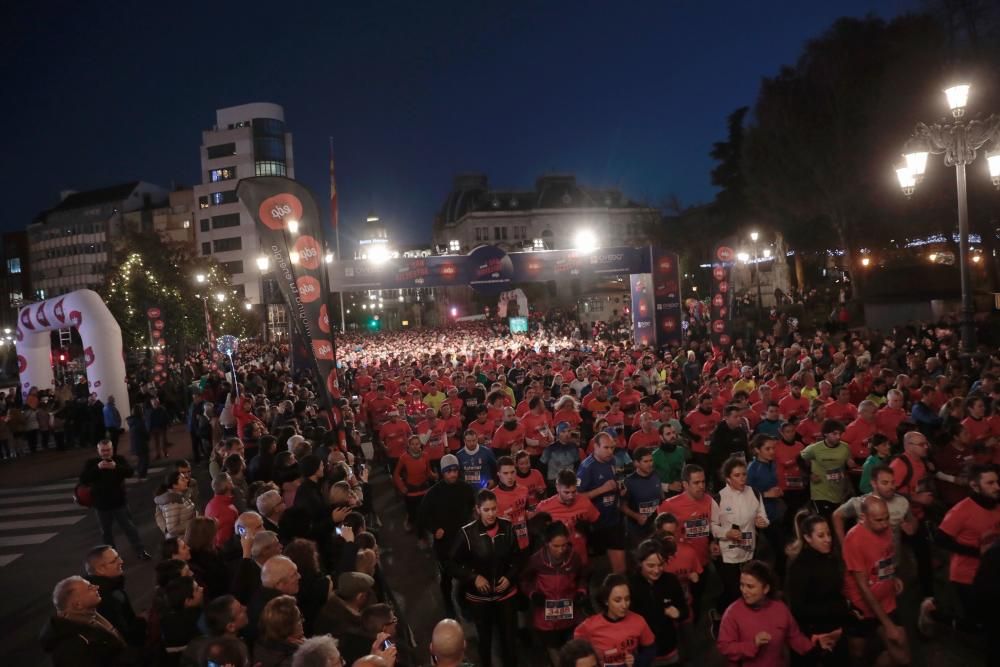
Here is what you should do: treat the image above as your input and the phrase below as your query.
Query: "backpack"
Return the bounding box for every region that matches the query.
[890,454,914,493]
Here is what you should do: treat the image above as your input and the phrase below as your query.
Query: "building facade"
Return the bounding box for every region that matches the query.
[194,102,295,308]
[27,181,170,299]
[152,188,197,254]
[0,231,31,331]
[432,173,659,317]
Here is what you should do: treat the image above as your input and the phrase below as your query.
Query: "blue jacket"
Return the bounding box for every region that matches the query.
[103,404,122,429]
[747,458,783,522]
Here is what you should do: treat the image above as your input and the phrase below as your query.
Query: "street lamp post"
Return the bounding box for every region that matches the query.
[898,83,1000,351]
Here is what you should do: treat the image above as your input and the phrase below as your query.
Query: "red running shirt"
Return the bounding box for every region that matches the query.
[574,612,655,667]
[843,524,896,618]
[938,497,1000,584]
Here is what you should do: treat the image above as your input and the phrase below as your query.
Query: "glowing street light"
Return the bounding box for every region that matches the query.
[573,229,599,253]
[256,255,270,272]
[324,252,334,263]
[988,151,1000,189]
[368,246,391,265]
[214,292,226,303]
[736,251,750,264]
[194,273,206,284]
[945,84,970,118]
[929,253,938,262]
[861,257,871,267]
[244,302,253,311]
[896,165,916,197]
[750,231,759,243]
[762,248,772,259]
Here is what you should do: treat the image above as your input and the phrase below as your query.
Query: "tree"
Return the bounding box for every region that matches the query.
[741,14,956,294]
[105,231,254,356]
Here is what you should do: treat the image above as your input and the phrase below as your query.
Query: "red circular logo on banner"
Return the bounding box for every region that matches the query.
[258,193,304,231]
[657,257,672,273]
[319,304,330,333]
[716,246,735,262]
[154,364,164,372]
[54,299,66,323]
[713,266,725,281]
[297,276,321,303]
[293,235,322,270]
[312,339,334,360]
[719,306,728,318]
[69,310,83,327]
[712,295,724,307]
[712,320,726,333]
[440,263,458,278]
[718,281,729,293]
[151,329,162,339]
[84,346,95,367]
[159,338,168,347]
[154,320,165,330]
[662,318,676,331]
[17,355,26,373]
[719,334,732,346]
[157,354,166,364]
[147,307,161,319]
[327,370,338,396]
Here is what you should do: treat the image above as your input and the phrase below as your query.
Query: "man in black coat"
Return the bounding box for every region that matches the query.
[83,545,146,645]
[417,454,475,615]
[40,575,127,667]
[707,405,750,488]
[78,440,150,559]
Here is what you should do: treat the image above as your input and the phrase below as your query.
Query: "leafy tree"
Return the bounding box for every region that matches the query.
[741,14,955,293]
[105,231,255,355]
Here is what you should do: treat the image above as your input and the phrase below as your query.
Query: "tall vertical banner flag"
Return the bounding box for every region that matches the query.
[628,273,655,346]
[146,306,168,385]
[710,237,737,352]
[236,177,337,407]
[649,248,683,348]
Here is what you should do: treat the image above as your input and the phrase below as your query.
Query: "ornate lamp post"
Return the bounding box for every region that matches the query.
[897,83,1000,351]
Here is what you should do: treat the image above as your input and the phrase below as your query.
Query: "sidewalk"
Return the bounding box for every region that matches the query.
[0,424,194,488]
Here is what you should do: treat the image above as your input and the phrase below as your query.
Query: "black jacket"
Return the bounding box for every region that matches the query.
[447,518,522,603]
[785,545,852,632]
[79,456,134,510]
[628,572,688,656]
[417,480,476,557]
[39,615,126,667]
[708,421,748,465]
[86,575,145,645]
[246,587,282,645]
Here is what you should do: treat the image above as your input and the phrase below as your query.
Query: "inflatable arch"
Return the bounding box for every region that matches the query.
[17,289,130,424]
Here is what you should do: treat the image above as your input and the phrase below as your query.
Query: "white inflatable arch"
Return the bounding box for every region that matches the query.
[17,289,130,422]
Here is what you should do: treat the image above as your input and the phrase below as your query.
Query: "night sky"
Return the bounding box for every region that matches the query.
[6,0,920,248]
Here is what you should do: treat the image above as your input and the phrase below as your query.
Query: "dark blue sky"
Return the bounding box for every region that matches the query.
[6,0,919,248]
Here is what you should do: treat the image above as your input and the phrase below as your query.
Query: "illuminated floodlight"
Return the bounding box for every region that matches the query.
[256,256,270,271]
[573,229,599,253]
[368,246,392,264]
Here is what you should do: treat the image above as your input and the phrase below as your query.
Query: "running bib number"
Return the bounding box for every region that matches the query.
[784,475,804,490]
[638,500,658,517]
[825,469,844,483]
[514,522,528,540]
[876,556,895,581]
[463,468,481,484]
[602,649,626,667]
[602,494,617,507]
[739,531,754,551]
[544,599,574,621]
[684,517,710,539]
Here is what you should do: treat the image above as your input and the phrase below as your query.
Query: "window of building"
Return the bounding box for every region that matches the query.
[206,143,236,159]
[475,228,482,242]
[211,213,241,229]
[255,161,287,177]
[209,166,236,182]
[494,227,508,240]
[211,190,238,206]
[199,196,209,209]
[213,237,242,252]
[6,258,21,274]
[201,242,211,256]
[200,219,210,232]
[220,260,244,275]
[36,289,47,300]
[253,137,286,162]
[9,290,23,305]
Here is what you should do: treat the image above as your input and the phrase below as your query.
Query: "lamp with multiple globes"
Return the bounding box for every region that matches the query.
[573,229,599,253]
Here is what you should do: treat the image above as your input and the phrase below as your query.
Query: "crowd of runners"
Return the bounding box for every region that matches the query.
[29,316,1000,666]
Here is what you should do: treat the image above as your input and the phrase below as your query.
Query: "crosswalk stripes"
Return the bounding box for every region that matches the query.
[0,469,164,568]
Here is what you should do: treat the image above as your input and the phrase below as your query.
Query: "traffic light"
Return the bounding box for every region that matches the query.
[367,315,381,331]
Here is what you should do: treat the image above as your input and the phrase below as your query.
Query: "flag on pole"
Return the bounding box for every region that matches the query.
[329,137,338,231]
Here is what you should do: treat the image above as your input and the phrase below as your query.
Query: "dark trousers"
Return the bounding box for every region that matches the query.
[717,561,744,613]
[468,597,518,667]
[135,443,150,479]
[25,430,38,453]
[106,427,123,454]
[436,558,456,616]
[904,522,934,598]
[96,506,143,553]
